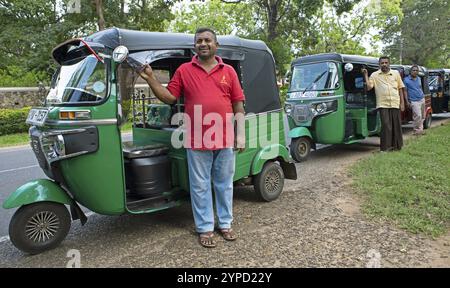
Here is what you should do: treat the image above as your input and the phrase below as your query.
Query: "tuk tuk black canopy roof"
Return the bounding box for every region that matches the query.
[292,53,380,67]
[84,27,270,52]
[82,28,281,114]
[391,64,428,76]
[428,69,450,74]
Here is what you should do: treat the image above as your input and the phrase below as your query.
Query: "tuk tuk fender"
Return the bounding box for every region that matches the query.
[288,127,313,140]
[251,144,292,176]
[3,179,74,209]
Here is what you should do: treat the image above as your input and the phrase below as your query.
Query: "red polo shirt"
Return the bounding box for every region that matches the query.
[167,55,245,150]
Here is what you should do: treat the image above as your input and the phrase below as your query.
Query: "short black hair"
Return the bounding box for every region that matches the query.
[379,56,390,63]
[194,27,218,43]
[411,64,419,70]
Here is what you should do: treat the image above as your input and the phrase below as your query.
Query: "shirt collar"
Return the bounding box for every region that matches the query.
[191,55,224,67]
[379,69,392,75]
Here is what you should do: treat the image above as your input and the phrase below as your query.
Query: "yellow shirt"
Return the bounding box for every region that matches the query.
[369,69,405,108]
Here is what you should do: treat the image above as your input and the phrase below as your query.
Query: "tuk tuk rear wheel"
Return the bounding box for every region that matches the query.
[254,161,285,202]
[9,202,71,255]
[423,113,432,129]
[290,137,311,162]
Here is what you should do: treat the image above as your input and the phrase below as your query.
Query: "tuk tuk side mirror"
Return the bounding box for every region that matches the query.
[113,46,129,63]
[344,63,353,72]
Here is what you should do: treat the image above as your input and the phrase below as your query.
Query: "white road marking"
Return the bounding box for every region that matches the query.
[0,236,10,243]
[0,165,39,174]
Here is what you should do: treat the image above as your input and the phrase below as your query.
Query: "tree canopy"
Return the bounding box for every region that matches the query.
[0,0,447,86]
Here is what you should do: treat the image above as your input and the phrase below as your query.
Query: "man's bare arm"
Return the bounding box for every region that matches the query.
[362,69,374,90]
[232,101,245,115]
[232,101,245,152]
[399,88,405,112]
[140,65,177,104]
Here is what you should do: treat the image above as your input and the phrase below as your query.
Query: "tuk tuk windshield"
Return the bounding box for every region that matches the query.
[289,62,339,92]
[46,55,107,104]
[428,75,441,91]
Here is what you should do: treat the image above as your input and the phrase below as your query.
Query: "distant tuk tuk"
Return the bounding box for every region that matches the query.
[428,69,450,113]
[391,65,432,128]
[285,53,381,161]
[2,28,297,254]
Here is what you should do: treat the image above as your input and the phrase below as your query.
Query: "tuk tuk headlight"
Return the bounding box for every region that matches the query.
[315,103,327,114]
[311,100,338,116]
[285,103,293,114]
[40,134,66,163]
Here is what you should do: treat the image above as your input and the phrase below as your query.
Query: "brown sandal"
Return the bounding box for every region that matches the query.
[199,232,216,248]
[218,228,237,241]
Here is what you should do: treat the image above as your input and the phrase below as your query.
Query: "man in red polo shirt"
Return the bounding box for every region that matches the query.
[139,28,245,248]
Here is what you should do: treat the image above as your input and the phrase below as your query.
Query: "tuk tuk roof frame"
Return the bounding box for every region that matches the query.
[83,27,271,53]
[292,53,380,68]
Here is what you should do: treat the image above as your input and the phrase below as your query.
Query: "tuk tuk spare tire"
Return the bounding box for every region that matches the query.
[254,161,285,202]
[9,202,71,255]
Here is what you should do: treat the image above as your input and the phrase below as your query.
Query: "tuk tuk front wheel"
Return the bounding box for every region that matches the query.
[254,161,285,202]
[290,137,311,162]
[9,202,71,255]
[423,113,432,129]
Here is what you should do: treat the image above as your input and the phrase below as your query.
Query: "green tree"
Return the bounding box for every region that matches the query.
[170,0,256,35]
[298,0,402,57]
[382,0,450,67]
[0,0,176,86]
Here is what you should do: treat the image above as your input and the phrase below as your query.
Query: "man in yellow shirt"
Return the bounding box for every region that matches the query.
[362,56,405,151]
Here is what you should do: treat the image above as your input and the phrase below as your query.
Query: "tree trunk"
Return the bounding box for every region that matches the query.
[267,0,279,42]
[94,0,105,31]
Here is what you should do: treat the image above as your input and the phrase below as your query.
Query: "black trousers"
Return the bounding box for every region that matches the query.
[379,108,403,151]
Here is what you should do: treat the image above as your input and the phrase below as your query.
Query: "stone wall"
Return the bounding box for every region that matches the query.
[0,87,48,109]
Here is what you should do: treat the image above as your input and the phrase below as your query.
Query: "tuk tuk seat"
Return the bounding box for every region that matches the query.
[146,104,173,129]
[122,141,169,159]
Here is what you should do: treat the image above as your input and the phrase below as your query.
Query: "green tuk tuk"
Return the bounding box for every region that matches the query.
[285,53,381,161]
[428,69,450,113]
[391,64,433,128]
[2,28,297,254]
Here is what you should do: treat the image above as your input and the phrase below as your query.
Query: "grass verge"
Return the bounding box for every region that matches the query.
[0,122,133,148]
[351,123,450,237]
[0,132,29,147]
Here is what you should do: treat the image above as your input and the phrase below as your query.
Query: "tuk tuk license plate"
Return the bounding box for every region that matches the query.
[26,108,49,126]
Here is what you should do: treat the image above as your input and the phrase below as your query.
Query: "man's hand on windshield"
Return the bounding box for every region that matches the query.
[139,64,154,81]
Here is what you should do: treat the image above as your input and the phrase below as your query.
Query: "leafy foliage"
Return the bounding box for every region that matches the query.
[0,107,31,135]
[382,0,450,68]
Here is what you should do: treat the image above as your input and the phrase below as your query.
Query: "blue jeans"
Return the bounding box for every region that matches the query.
[186,148,235,233]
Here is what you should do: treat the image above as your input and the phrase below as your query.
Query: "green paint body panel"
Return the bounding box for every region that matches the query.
[43,85,126,215]
[250,144,291,175]
[286,61,381,146]
[3,179,73,209]
[59,124,125,215]
[133,110,290,191]
[288,126,312,139]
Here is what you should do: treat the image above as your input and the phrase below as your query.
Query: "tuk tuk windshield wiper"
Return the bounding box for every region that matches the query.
[300,70,328,94]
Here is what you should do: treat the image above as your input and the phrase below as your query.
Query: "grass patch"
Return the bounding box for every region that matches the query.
[351,123,450,237]
[0,132,29,147]
[0,122,133,148]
